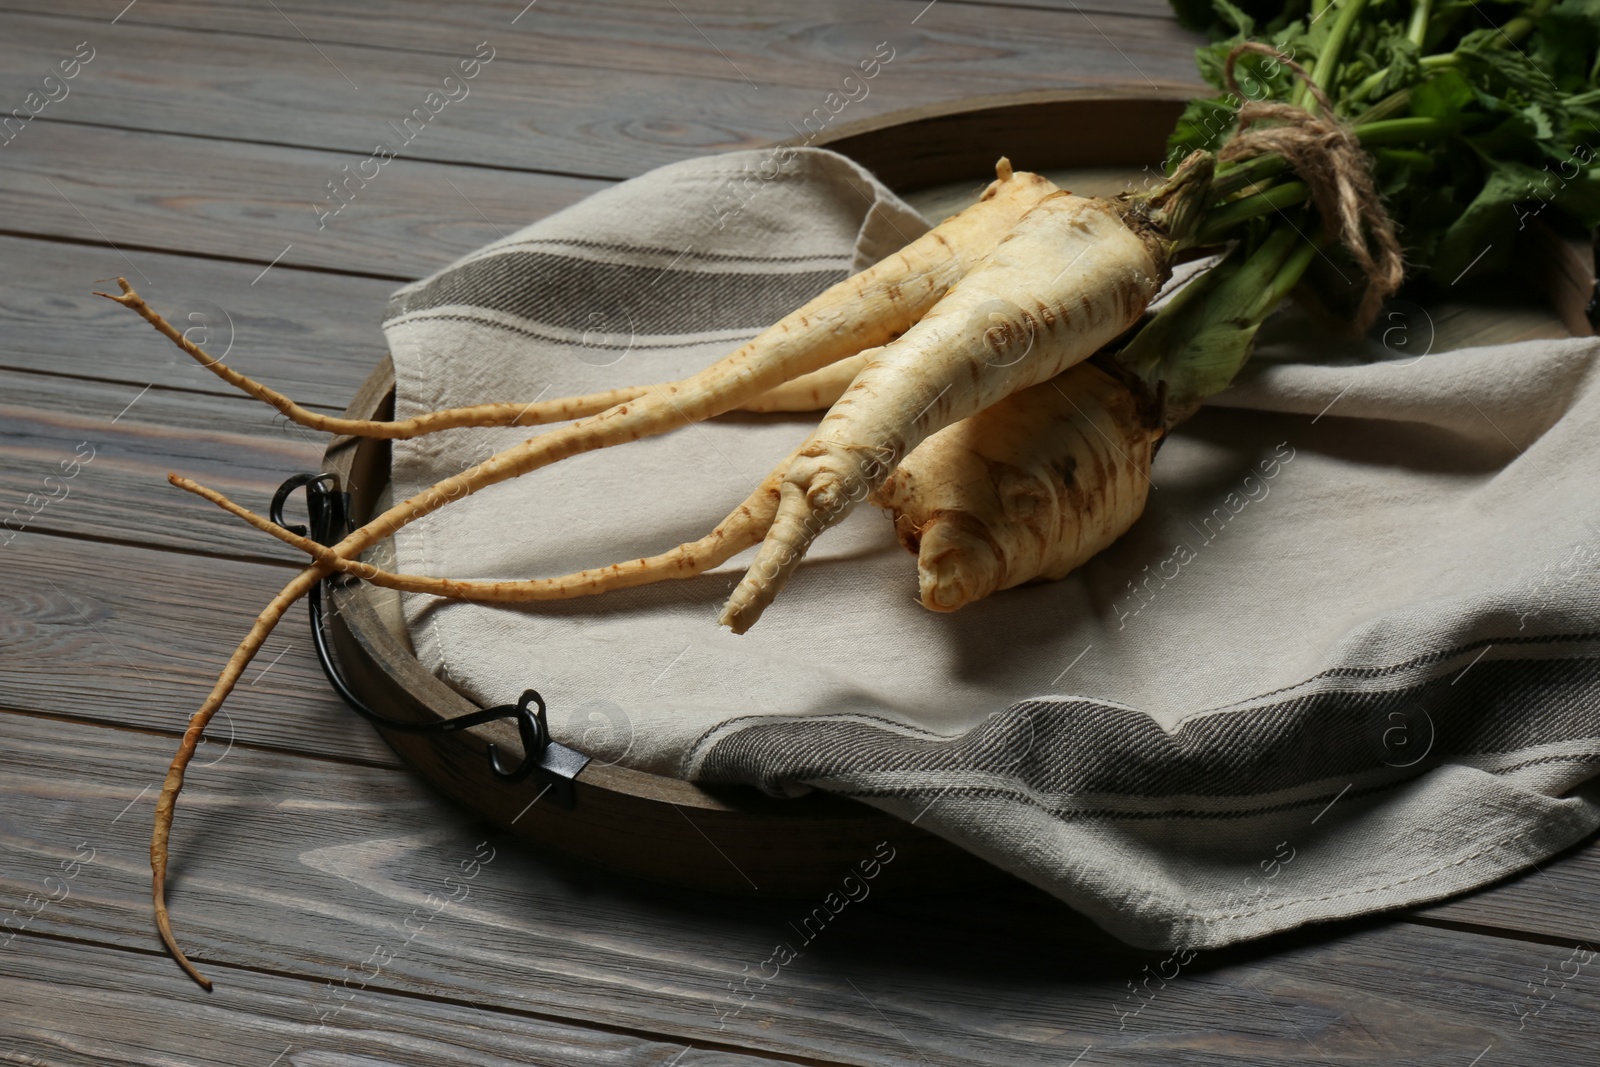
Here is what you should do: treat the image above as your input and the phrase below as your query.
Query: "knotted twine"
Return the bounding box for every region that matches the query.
[1218,42,1405,329]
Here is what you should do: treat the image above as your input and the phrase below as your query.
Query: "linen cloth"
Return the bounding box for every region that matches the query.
[382,147,1600,950]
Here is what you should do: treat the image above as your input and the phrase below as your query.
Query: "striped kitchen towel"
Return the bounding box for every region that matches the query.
[382,146,1600,950]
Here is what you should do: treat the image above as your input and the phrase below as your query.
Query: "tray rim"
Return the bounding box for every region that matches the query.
[319,90,1189,895]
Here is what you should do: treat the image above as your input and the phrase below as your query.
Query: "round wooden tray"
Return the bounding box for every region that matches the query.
[319,91,1188,897]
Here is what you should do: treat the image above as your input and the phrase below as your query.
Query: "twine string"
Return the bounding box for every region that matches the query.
[1220,41,1405,329]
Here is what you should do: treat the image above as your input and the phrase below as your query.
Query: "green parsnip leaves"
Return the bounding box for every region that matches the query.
[1126,0,1599,411]
[1170,0,1600,283]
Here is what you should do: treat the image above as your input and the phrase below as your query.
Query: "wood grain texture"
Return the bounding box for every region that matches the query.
[0,121,606,279]
[0,235,395,409]
[2,0,1183,43]
[0,935,792,1067]
[951,0,1178,14]
[0,369,324,561]
[0,12,814,181]
[1416,828,1600,944]
[813,94,1185,189]
[0,2,1201,111]
[4,710,1599,1067]
[0,531,394,764]
[4,2,1598,1062]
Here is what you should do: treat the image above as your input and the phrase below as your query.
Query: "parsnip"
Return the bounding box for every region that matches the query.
[172,448,794,602]
[107,166,1056,441]
[739,350,873,413]
[870,362,1160,612]
[719,169,1205,632]
[121,163,1064,989]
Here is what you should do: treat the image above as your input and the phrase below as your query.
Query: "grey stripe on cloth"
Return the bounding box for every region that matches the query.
[382,146,1600,954]
[689,636,1600,806]
[687,636,1600,948]
[386,251,848,337]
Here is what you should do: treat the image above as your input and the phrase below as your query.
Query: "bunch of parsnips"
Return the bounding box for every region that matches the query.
[102,0,1600,989]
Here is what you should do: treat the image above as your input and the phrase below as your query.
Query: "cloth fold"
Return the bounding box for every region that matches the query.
[382,147,1600,950]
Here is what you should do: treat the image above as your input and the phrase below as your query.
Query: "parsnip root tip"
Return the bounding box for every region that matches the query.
[915,528,991,613]
[143,562,330,991]
[152,753,214,991]
[718,479,833,632]
[93,276,138,305]
[153,883,214,992]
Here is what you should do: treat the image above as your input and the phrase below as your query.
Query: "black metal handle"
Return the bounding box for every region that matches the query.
[273,473,588,806]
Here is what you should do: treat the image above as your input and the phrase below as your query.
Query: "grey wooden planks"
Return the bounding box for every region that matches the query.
[1,1,1200,107]
[946,0,1178,14]
[0,368,328,561]
[0,935,790,1067]
[0,122,606,279]
[0,235,397,410]
[3,709,1598,1067]
[3,1,1598,1062]
[0,531,395,763]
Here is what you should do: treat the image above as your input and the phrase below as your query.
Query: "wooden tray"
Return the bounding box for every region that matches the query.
[315,90,1586,897]
[316,92,1202,897]
[323,359,1007,896]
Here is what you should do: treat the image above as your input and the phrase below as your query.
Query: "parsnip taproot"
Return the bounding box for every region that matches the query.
[122,162,1064,989]
[172,446,794,602]
[870,362,1160,612]
[739,350,873,413]
[108,166,1056,440]
[718,161,1210,633]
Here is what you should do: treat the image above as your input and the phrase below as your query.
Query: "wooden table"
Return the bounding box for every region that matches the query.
[2,2,1596,1064]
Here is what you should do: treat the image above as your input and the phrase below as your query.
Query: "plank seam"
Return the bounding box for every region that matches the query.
[1403,912,1600,951]
[0,701,404,771]
[0,926,867,1067]
[0,364,347,416]
[0,226,419,284]
[17,114,627,184]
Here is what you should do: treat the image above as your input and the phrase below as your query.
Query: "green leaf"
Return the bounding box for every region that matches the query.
[1169,97,1243,163]
[1212,0,1257,35]
[1168,0,1310,36]
[1431,157,1600,282]
[1533,0,1600,87]
[1410,67,1474,119]
[1375,35,1422,97]
[1431,163,1526,283]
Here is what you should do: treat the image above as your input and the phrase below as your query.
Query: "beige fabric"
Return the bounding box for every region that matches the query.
[383,148,1600,949]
